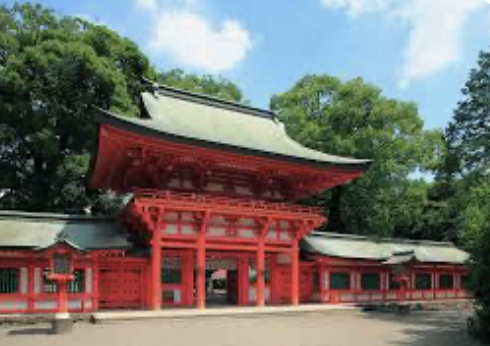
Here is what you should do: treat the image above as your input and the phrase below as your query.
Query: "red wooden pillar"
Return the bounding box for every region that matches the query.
[93,261,99,311]
[255,218,269,307]
[269,254,277,305]
[433,270,439,300]
[150,233,162,310]
[291,237,300,306]
[256,233,266,307]
[381,271,387,301]
[27,263,35,312]
[238,257,249,306]
[196,212,209,309]
[319,264,325,303]
[196,232,206,309]
[186,250,195,306]
[431,270,436,300]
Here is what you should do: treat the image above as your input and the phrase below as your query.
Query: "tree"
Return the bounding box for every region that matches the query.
[271,75,442,238]
[159,69,244,103]
[445,50,490,177]
[0,3,245,215]
[0,3,157,214]
[441,49,490,340]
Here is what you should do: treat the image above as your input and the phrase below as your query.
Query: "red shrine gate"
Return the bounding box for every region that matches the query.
[87,84,370,310]
[121,190,325,309]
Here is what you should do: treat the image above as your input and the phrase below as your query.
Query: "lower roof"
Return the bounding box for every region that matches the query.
[301,232,469,265]
[0,211,470,265]
[0,211,131,251]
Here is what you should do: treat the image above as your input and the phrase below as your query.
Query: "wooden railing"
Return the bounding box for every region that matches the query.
[133,189,324,217]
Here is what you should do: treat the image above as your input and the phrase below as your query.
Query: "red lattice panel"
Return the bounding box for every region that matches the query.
[275,265,312,304]
[99,264,145,310]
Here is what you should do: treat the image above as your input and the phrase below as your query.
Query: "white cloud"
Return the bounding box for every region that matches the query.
[320,0,486,88]
[149,9,253,73]
[320,0,399,17]
[135,0,157,11]
[397,0,484,88]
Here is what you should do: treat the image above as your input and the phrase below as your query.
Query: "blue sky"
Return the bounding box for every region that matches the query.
[5,0,490,130]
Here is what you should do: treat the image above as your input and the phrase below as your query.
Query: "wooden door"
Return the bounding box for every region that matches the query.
[98,262,146,310]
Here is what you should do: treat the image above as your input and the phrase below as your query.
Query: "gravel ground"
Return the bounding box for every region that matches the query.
[0,309,483,346]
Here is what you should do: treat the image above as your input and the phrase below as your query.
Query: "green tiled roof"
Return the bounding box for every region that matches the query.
[0,211,130,250]
[383,251,415,265]
[301,232,469,265]
[97,86,371,169]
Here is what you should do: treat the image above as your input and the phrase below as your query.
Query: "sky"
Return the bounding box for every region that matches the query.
[5,0,490,130]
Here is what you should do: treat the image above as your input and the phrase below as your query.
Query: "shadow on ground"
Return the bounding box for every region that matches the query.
[360,309,483,346]
[8,326,52,336]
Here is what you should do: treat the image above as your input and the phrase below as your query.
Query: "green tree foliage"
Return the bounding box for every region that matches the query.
[440,50,490,339]
[159,69,244,102]
[0,3,245,214]
[0,3,157,214]
[446,51,490,177]
[271,75,442,238]
[455,177,490,340]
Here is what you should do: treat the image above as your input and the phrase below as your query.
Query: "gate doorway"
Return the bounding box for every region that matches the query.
[203,252,274,307]
[205,255,240,306]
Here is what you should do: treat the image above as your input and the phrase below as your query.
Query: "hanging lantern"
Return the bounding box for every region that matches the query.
[393,262,410,282]
[48,251,75,281]
[383,250,415,284]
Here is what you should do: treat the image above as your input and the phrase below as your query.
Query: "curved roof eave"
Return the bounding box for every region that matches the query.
[95,107,372,172]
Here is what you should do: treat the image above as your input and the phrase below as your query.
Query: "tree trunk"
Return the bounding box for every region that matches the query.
[326,186,346,233]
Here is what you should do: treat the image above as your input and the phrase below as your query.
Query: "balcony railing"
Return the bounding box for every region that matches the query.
[133,189,323,217]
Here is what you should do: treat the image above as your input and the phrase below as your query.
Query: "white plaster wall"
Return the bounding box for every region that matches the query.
[20,267,28,294]
[34,267,41,294]
[249,287,270,302]
[323,269,329,290]
[0,300,28,311]
[35,300,57,310]
[86,268,93,294]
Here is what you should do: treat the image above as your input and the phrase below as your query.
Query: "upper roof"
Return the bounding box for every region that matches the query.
[0,211,131,250]
[301,231,469,265]
[96,85,371,169]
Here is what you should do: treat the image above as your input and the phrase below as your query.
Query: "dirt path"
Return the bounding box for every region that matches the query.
[0,310,482,346]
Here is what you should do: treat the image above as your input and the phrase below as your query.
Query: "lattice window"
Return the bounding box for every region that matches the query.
[162,257,181,269]
[162,268,181,284]
[439,274,454,289]
[43,269,85,293]
[389,273,400,290]
[162,257,182,284]
[43,269,57,293]
[69,270,85,293]
[0,268,18,294]
[330,272,350,290]
[361,273,380,290]
[415,273,432,290]
[205,258,237,270]
[461,275,470,290]
[249,267,270,284]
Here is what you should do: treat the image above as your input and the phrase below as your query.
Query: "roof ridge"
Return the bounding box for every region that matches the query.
[0,210,114,222]
[309,231,456,247]
[142,79,276,119]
